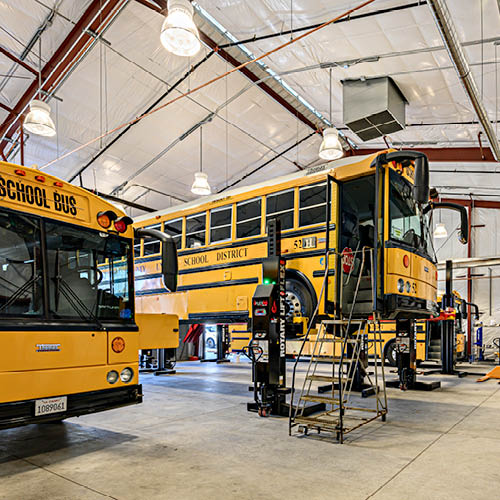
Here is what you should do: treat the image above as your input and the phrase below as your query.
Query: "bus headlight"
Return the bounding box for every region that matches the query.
[120,367,134,383]
[107,370,119,384]
[406,281,411,293]
[397,279,405,293]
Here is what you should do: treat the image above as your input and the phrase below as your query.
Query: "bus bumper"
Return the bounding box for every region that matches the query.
[0,385,142,430]
[384,294,439,319]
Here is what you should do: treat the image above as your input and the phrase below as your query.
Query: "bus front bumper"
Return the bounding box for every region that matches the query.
[0,385,142,430]
[385,294,439,319]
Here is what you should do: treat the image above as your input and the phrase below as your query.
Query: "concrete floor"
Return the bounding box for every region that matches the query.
[1,360,499,500]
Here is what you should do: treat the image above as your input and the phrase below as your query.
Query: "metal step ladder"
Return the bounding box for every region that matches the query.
[289,248,388,443]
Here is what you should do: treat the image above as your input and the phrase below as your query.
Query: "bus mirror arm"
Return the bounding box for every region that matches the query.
[134,228,178,292]
[423,202,469,245]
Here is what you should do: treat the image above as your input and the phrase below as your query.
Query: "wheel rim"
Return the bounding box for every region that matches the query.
[285,291,302,322]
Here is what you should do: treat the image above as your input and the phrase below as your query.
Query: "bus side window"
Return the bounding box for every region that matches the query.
[186,213,206,248]
[210,206,232,243]
[143,223,162,255]
[164,218,183,249]
[299,182,327,227]
[266,189,294,230]
[134,242,141,258]
[237,198,261,238]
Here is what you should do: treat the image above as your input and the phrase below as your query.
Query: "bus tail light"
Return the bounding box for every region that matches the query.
[97,210,116,229]
[114,216,133,233]
[14,169,26,176]
[403,255,409,268]
[111,336,125,353]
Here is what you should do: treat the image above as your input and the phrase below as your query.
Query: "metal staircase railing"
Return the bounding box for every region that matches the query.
[288,247,388,443]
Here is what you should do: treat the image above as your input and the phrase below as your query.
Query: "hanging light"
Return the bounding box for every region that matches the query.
[191,126,211,195]
[433,223,448,239]
[319,67,343,160]
[23,99,56,137]
[191,172,211,195]
[319,127,344,160]
[160,0,201,57]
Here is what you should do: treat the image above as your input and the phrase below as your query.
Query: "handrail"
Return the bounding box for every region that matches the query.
[288,249,331,435]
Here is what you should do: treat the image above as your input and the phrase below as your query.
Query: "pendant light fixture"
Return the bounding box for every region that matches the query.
[24,38,56,137]
[433,198,448,239]
[433,223,448,239]
[319,67,343,160]
[160,0,201,57]
[191,126,211,195]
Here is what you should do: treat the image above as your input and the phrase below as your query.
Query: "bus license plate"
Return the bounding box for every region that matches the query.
[35,396,67,416]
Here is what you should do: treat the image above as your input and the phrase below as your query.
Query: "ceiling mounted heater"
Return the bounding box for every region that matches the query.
[342,77,407,141]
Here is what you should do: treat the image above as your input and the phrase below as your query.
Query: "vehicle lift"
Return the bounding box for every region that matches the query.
[246,219,325,417]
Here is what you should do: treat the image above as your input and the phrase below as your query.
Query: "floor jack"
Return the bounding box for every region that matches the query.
[246,219,325,417]
[423,260,468,380]
[386,319,440,391]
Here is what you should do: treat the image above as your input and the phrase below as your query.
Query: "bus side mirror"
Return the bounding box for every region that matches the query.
[383,150,429,205]
[413,156,429,205]
[423,202,468,244]
[134,227,178,292]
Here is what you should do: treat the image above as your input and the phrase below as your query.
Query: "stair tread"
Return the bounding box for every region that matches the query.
[301,395,347,404]
[313,356,356,363]
[306,375,352,382]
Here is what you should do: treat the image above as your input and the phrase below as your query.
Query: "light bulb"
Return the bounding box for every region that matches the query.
[191,172,211,195]
[23,99,56,137]
[433,223,448,239]
[319,127,343,160]
[160,0,201,57]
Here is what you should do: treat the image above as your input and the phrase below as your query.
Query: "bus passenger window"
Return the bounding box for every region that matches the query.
[266,189,294,230]
[237,198,261,238]
[299,182,326,227]
[164,218,182,249]
[210,207,232,243]
[143,223,162,255]
[186,213,206,248]
[134,243,141,258]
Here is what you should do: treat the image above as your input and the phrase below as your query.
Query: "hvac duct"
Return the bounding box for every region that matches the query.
[342,77,407,141]
[428,0,500,161]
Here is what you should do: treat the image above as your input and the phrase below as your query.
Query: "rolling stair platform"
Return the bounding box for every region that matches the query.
[288,318,388,443]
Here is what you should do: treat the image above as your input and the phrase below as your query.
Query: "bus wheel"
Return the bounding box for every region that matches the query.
[384,339,398,367]
[285,278,314,322]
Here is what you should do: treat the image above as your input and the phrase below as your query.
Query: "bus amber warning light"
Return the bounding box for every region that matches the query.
[111,337,125,353]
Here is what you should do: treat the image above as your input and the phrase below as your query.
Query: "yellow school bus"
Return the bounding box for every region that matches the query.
[0,160,178,429]
[134,150,441,341]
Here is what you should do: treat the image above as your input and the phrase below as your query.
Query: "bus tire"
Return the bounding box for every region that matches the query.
[285,276,315,323]
[384,339,398,367]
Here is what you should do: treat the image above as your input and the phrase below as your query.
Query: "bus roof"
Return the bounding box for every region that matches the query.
[135,151,385,223]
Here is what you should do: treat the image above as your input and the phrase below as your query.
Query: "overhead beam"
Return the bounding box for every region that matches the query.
[0,46,38,75]
[349,147,496,162]
[0,0,126,155]
[438,197,500,210]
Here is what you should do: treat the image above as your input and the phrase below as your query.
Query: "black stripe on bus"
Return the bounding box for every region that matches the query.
[178,277,259,292]
[312,269,335,278]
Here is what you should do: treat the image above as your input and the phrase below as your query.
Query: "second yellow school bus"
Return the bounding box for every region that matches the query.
[134,149,439,355]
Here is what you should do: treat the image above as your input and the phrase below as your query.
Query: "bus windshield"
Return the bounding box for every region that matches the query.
[0,208,133,322]
[46,223,133,321]
[388,170,432,256]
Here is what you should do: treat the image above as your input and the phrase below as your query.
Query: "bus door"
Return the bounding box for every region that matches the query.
[324,175,339,316]
[326,174,378,318]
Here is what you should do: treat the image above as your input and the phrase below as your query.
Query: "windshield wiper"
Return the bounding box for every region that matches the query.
[52,249,104,329]
[0,274,41,314]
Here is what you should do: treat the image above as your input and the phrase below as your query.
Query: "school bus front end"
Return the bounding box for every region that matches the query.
[0,161,142,429]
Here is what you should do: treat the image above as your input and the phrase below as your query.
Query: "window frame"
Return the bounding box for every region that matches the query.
[163,217,183,250]
[265,187,295,232]
[209,205,233,245]
[236,197,262,240]
[298,181,327,228]
[142,222,163,257]
[185,212,207,249]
